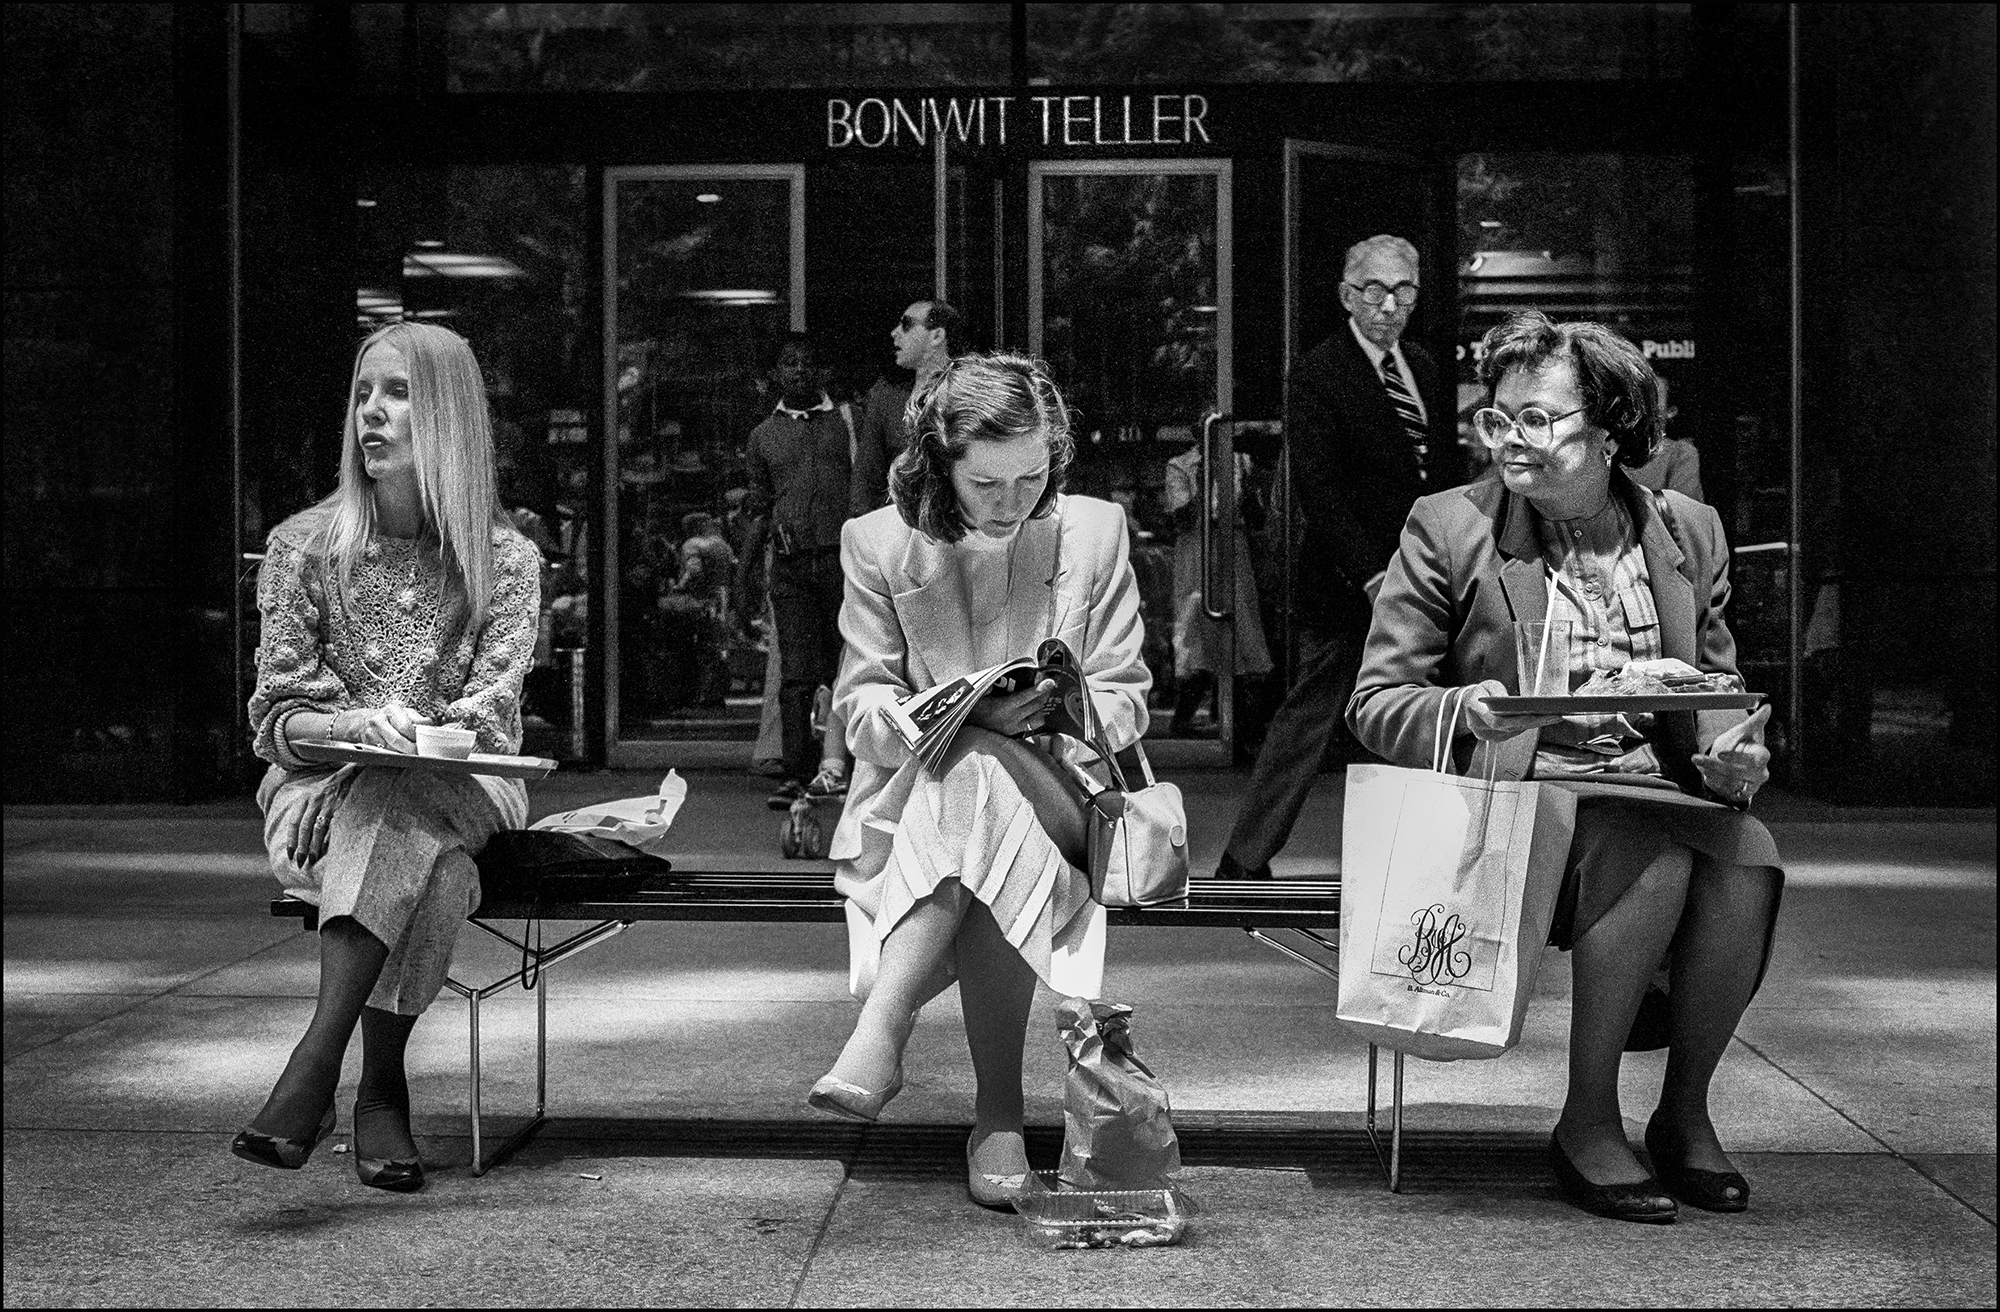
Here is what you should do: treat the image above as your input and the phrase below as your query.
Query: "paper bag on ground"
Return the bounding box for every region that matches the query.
[1335,762,1575,1062]
[529,771,688,860]
[1056,998,1181,1191]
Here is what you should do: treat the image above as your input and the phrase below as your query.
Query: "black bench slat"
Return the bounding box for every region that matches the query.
[272,872,1337,932]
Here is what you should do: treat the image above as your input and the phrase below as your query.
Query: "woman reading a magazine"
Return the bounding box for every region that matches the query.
[233,323,540,1194]
[811,352,1151,1209]
[1349,312,1782,1224]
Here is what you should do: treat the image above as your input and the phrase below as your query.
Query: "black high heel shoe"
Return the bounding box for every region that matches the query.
[1644,1117,1749,1213]
[231,1101,337,1171]
[1549,1130,1677,1224]
[353,1098,425,1193]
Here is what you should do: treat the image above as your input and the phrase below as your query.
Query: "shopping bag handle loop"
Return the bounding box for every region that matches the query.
[1431,684,1476,775]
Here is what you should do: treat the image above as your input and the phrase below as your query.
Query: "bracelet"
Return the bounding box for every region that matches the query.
[329,708,371,742]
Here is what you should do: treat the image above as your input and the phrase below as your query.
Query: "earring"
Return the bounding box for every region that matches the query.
[1603,445,1615,468]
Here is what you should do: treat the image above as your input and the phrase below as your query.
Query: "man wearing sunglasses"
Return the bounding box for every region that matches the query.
[850,298,965,517]
[1215,233,1462,880]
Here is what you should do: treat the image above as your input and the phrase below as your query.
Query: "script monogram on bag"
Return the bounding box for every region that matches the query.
[1369,777,1511,994]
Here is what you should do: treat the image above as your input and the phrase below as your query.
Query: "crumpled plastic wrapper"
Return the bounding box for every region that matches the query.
[528,771,687,860]
[1056,997,1182,1192]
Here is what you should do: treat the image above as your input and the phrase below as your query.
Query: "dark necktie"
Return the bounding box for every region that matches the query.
[1378,351,1430,483]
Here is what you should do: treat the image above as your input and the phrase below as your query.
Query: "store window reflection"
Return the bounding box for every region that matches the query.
[354,165,592,759]
[608,168,801,752]
[1027,4,1690,83]
[1033,163,1248,750]
[445,3,1011,92]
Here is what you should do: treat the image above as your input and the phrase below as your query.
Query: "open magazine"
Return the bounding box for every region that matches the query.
[885,637,1096,772]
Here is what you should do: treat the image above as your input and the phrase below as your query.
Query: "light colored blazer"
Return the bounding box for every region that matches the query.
[829,494,1152,883]
[1347,471,1751,794]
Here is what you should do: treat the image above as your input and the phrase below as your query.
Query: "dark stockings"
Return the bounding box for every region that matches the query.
[355,1006,421,1162]
[249,916,385,1141]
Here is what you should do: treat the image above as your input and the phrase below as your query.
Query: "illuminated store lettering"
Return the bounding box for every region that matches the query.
[826,94,1211,148]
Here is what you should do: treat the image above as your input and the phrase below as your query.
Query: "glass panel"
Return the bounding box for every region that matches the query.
[1038,169,1243,746]
[613,174,794,745]
[354,164,593,760]
[448,3,1011,92]
[1028,4,1690,83]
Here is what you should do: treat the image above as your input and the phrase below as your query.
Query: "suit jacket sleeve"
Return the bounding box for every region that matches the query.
[833,517,916,769]
[1685,497,1749,754]
[1346,497,1487,769]
[1078,501,1152,752]
[847,388,898,518]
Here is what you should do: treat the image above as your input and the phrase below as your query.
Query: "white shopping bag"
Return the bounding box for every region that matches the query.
[529,771,688,860]
[1335,689,1576,1061]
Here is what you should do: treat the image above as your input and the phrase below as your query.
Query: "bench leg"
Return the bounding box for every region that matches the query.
[1364,1043,1405,1193]
[1243,927,1405,1193]
[441,918,630,1177]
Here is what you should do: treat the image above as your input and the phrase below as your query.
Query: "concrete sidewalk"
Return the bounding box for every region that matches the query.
[4,771,1994,1307]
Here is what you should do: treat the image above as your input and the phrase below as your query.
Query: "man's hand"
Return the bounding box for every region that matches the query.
[288,764,359,867]
[969,678,1059,737]
[1462,679,1564,743]
[1693,703,1772,806]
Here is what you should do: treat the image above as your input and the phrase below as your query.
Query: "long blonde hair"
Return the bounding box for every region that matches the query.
[311,322,509,640]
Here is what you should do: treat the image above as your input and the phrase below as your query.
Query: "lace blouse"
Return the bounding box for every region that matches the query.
[250,511,542,769]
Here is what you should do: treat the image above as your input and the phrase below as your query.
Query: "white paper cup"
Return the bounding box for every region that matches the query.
[414,724,477,759]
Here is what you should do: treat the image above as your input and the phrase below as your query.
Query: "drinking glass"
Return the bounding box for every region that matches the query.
[1514,620,1572,696]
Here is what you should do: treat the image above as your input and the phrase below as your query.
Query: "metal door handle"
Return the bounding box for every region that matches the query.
[1200,410,1233,621]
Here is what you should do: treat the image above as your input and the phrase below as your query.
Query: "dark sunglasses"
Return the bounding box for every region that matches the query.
[898,314,930,331]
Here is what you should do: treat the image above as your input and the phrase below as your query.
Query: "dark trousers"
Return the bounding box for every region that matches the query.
[769,547,846,782]
[1222,618,1367,871]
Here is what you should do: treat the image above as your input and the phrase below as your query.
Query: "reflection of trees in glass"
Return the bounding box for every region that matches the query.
[1042,174,1217,437]
[447,3,1009,91]
[1028,4,1687,83]
[1458,153,1694,271]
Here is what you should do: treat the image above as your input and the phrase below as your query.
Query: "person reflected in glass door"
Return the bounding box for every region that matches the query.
[1214,235,1463,878]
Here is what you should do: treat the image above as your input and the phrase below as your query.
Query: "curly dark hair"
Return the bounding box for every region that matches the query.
[889,351,1075,543]
[1476,311,1665,467]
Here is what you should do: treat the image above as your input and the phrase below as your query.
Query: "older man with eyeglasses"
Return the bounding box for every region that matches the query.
[1214,233,1463,879]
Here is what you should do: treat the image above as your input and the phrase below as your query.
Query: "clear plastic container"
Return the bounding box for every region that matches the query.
[1013,1186,1189,1250]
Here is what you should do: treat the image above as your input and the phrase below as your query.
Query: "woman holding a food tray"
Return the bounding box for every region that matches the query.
[813,352,1150,1209]
[233,322,540,1194]
[1349,311,1783,1225]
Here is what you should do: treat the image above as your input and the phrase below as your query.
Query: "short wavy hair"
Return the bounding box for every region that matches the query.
[890,351,1075,543]
[1476,311,1665,467]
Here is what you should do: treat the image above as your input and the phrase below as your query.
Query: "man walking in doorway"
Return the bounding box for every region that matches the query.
[747,333,853,806]
[1215,234,1462,878]
[849,297,964,516]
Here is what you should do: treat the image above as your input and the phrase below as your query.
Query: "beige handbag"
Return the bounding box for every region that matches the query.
[1074,732,1190,908]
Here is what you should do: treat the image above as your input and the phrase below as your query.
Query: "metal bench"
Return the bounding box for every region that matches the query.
[269,856,1414,1188]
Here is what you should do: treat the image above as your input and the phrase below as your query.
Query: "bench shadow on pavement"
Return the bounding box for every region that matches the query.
[414,1115,1550,1194]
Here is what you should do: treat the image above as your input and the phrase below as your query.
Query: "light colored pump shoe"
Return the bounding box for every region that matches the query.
[965,1132,1047,1209]
[806,1066,905,1123]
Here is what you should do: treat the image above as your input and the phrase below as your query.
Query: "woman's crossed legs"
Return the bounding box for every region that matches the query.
[826,729,1087,1178]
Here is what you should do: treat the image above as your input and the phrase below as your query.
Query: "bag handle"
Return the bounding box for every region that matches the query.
[1431,684,1475,775]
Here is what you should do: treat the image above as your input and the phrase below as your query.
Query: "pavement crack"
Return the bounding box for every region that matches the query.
[787,1155,851,1308]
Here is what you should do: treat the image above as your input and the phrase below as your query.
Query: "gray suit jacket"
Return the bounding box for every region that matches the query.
[829,494,1152,875]
[1347,471,1751,793]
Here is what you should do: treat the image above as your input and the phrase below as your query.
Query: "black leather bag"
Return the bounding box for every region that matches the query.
[474,830,675,989]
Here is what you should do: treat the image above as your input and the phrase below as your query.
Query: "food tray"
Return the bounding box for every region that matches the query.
[294,739,557,779]
[1014,1187,1188,1250]
[1486,693,1765,715]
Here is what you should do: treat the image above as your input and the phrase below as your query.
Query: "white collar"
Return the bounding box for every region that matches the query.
[773,392,834,420]
[1348,316,1408,374]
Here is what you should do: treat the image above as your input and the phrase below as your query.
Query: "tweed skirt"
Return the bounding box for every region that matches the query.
[259,763,526,1015]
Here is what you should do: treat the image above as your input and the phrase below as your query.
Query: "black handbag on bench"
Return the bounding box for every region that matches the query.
[475,830,677,989]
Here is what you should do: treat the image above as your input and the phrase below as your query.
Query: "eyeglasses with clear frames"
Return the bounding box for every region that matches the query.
[1471,404,1589,449]
[1343,280,1420,307]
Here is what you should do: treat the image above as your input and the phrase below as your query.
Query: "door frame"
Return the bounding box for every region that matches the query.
[601,163,805,767]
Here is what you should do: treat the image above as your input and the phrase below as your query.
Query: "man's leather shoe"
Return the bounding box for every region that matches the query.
[1212,852,1273,880]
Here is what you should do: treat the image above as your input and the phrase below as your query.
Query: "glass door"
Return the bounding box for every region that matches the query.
[1029,159,1236,767]
[603,165,804,767]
